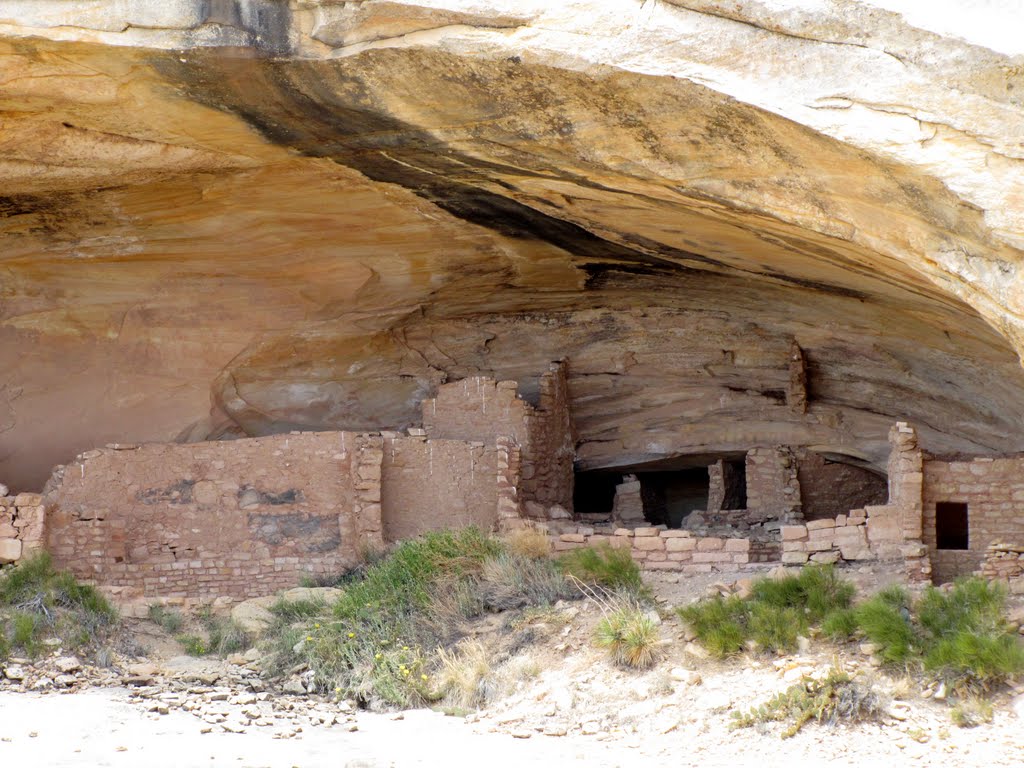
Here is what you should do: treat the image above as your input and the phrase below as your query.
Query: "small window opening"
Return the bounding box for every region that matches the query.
[935,501,969,550]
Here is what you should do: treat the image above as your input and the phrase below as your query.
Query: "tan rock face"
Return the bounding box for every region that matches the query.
[2,1,1024,489]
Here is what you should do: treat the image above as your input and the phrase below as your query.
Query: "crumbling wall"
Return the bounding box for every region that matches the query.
[978,542,1024,595]
[422,362,575,516]
[797,452,888,521]
[781,423,931,580]
[45,432,382,600]
[745,447,801,520]
[0,489,47,565]
[922,454,1024,583]
[380,436,499,542]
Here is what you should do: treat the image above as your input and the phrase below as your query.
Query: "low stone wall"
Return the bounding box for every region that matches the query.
[540,523,760,573]
[978,542,1024,595]
[0,491,47,565]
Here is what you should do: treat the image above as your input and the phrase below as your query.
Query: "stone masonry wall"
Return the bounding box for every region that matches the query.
[978,542,1024,595]
[422,362,575,516]
[781,423,931,580]
[745,447,801,521]
[0,489,47,565]
[541,521,760,573]
[796,452,888,521]
[922,454,1024,583]
[380,436,499,542]
[45,432,381,601]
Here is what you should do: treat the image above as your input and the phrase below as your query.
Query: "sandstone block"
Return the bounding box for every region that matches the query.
[805,519,836,531]
[692,552,728,563]
[632,527,660,537]
[696,537,724,551]
[0,538,22,563]
[633,536,665,551]
[780,526,807,541]
[724,538,750,552]
[782,551,809,565]
[560,534,586,543]
[666,537,697,552]
[810,551,841,564]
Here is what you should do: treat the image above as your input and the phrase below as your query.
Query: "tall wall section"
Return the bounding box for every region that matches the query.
[45,432,382,600]
[421,362,575,516]
[922,455,1024,584]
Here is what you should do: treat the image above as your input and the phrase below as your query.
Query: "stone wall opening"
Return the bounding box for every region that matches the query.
[572,470,623,517]
[797,452,888,521]
[935,501,969,551]
[639,469,711,529]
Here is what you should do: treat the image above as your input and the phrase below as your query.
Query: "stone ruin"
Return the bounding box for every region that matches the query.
[3,360,1024,608]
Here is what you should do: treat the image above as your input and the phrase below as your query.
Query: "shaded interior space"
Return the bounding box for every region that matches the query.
[935,501,969,550]
[797,453,888,521]
[572,470,623,516]
[639,468,711,528]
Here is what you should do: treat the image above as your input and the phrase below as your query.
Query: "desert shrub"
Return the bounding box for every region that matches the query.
[595,607,660,669]
[0,553,117,658]
[504,528,551,560]
[751,564,854,622]
[177,634,209,657]
[680,565,855,657]
[732,667,887,738]
[678,594,749,658]
[262,528,581,710]
[950,697,994,728]
[821,608,859,641]
[749,603,804,653]
[435,639,493,709]
[148,604,184,634]
[204,616,251,656]
[270,596,328,623]
[854,593,915,665]
[559,544,647,598]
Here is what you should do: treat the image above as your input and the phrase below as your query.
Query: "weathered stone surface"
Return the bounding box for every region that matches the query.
[2,1,1024,494]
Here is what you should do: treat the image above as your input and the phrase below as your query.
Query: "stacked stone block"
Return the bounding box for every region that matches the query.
[0,491,47,564]
[978,542,1024,595]
[745,447,801,520]
[541,522,755,573]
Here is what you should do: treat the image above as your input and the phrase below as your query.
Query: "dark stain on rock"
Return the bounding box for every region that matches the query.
[138,480,195,505]
[248,512,340,553]
[237,485,304,507]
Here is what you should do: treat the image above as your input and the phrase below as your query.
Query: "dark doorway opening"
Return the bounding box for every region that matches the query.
[721,459,747,510]
[573,471,623,516]
[640,468,710,528]
[935,501,969,550]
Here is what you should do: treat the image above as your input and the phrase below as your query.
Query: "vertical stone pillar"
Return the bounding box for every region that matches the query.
[707,461,726,514]
[353,435,384,552]
[496,436,524,530]
[612,475,645,525]
[745,447,801,521]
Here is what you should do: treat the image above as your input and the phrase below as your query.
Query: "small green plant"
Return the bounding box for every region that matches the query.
[950,697,994,728]
[732,667,887,738]
[176,634,209,656]
[270,596,328,622]
[594,607,660,669]
[0,553,117,659]
[147,604,184,634]
[821,608,859,641]
[854,589,915,665]
[559,544,648,598]
[678,594,748,657]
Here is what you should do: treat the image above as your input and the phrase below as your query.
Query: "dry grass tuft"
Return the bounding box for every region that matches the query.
[504,528,551,560]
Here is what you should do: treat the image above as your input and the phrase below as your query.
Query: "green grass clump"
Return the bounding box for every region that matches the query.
[176,634,209,656]
[821,608,859,641]
[148,604,184,634]
[678,594,749,657]
[854,589,915,665]
[732,667,887,738]
[0,553,118,659]
[261,528,586,710]
[559,544,648,598]
[270,597,329,623]
[595,608,660,669]
[679,565,852,657]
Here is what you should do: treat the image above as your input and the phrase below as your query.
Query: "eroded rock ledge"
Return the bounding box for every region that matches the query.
[2,1,1024,489]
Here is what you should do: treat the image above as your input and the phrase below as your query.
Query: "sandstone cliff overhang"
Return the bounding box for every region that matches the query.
[2,1,1024,490]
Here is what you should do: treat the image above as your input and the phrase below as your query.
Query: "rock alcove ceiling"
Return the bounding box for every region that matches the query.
[2,0,1024,491]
